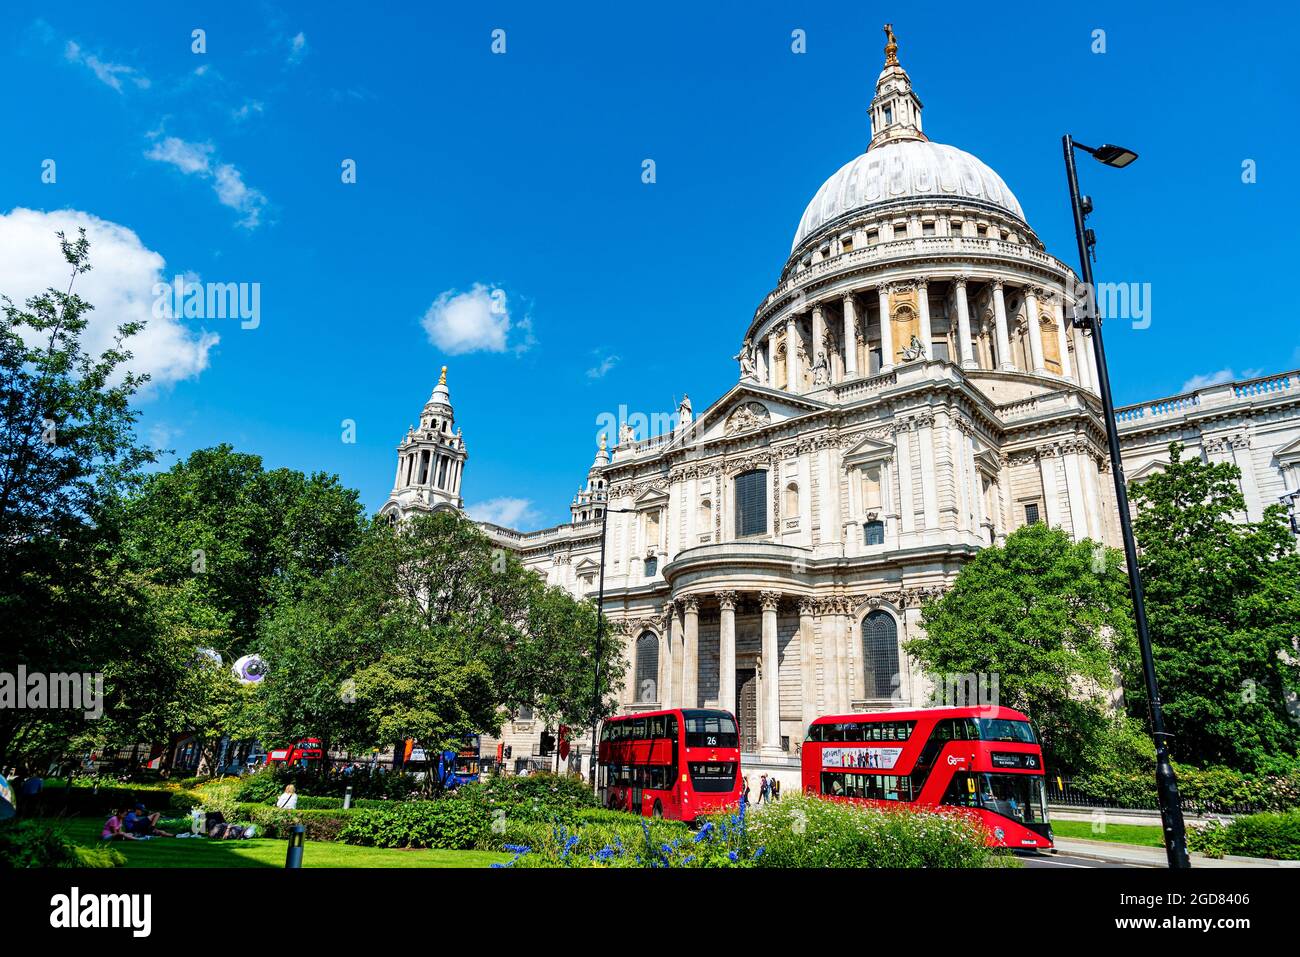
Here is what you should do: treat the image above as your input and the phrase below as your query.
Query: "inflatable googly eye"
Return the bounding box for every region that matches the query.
[195,647,224,669]
[232,653,268,685]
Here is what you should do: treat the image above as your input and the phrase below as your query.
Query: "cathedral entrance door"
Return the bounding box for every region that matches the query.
[736,668,758,753]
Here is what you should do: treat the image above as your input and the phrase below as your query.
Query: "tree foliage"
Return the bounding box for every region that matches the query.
[1131,443,1300,769]
[908,523,1137,773]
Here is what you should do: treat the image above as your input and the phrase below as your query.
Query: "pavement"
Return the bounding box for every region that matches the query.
[1027,836,1299,869]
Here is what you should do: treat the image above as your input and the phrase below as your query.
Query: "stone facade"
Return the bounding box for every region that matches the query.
[387,33,1300,780]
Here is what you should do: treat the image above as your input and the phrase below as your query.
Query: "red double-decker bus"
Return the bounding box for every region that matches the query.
[597,708,743,821]
[801,706,1053,849]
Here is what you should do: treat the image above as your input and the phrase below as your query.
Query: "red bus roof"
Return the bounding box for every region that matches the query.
[603,707,735,722]
[808,705,1030,724]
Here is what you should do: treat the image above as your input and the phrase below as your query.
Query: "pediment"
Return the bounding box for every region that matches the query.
[1275,437,1300,465]
[677,382,829,447]
[634,486,670,508]
[843,434,895,468]
[1128,458,1170,481]
[573,557,602,573]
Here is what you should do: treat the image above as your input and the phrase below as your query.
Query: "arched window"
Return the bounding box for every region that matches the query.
[784,482,799,516]
[864,520,885,545]
[734,469,768,537]
[861,611,900,699]
[635,632,659,703]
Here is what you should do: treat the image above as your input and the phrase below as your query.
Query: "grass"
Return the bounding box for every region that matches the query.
[1051,819,1166,848]
[54,819,509,869]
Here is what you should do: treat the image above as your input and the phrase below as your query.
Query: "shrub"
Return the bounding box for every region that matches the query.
[467,773,599,824]
[0,820,78,867]
[489,817,723,868]
[245,806,361,842]
[341,795,491,850]
[1188,810,1300,860]
[22,785,196,818]
[735,795,996,869]
[72,845,127,868]
[235,766,419,802]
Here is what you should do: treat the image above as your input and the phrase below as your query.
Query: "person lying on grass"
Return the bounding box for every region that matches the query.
[125,802,174,837]
[101,808,140,841]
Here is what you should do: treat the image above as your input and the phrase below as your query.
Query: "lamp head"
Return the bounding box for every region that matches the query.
[1090,143,1139,168]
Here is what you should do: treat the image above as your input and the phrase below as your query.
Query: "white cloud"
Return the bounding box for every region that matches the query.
[64,39,150,92]
[145,136,213,175]
[0,208,219,389]
[145,135,268,229]
[587,354,619,379]
[1178,368,1263,393]
[421,284,531,355]
[232,100,264,122]
[288,32,308,65]
[466,497,541,529]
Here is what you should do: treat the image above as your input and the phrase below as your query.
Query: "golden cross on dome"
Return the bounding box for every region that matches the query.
[883,23,899,66]
[438,365,447,385]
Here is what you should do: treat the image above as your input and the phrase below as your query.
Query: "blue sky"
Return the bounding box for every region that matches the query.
[3,1,1297,529]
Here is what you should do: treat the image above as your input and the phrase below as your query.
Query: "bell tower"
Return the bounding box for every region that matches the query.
[382,365,468,519]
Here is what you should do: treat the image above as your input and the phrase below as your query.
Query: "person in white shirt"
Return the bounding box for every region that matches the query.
[275,784,298,810]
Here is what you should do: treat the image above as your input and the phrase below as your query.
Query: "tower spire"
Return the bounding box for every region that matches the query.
[868,24,925,150]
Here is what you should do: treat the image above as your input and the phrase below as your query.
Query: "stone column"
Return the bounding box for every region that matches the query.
[1052,296,1074,381]
[681,595,699,709]
[717,591,737,715]
[811,304,826,385]
[658,607,673,707]
[785,315,801,394]
[916,278,932,359]
[1024,286,1046,373]
[798,598,818,729]
[1072,325,1093,391]
[991,280,1014,371]
[766,335,777,387]
[667,601,682,707]
[842,294,858,378]
[821,598,842,715]
[759,590,783,755]
[954,276,975,369]
[756,339,769,385]
[877,286,894,371]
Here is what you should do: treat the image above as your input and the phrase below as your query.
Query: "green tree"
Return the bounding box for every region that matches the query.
[0,230,158,768]
[256,511,624,757]
[1131,443,1300,769]
[104,443,367,657]
[907,523,1137,773]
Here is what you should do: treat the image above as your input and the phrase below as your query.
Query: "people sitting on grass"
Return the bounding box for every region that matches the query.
[275,784,298,810]
[101,808,140,841]
[124,802,174,837]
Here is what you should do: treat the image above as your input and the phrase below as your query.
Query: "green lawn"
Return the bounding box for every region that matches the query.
[1051,819,1166,848]
[57,819,509,869]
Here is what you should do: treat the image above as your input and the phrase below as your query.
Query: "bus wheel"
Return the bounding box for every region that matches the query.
[652,801,663,820]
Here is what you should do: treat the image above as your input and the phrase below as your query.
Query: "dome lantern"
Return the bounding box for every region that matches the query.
[869,24,925,150]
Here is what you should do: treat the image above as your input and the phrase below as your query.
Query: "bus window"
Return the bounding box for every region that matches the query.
[976,719,1036,744]
[684,712,739,748]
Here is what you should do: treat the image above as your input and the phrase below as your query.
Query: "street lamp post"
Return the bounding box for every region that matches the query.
[588,503,636,789]
[1062,134,1190,869]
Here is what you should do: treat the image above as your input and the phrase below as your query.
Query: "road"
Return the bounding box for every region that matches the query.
[1018,851,1145,869]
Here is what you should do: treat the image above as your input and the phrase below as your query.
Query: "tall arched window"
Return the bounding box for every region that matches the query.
[734,469,768,537]
[635,632,659,703]
[861,611,900,699]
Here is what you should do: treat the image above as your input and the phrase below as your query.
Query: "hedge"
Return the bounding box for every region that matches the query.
[1187,810,1300,860]
[239,805,362,842]
[22,785,200,817]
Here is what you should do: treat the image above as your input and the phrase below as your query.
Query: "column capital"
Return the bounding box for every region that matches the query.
[914,275,930,291]
[758,590,782,612]
[991,277,1006,291]
[715,590,738,610]
[680,594,699,614]
[797,596,818,616]
[952,274,969,289]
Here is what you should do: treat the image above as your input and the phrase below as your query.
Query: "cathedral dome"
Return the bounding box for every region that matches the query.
[791,140,1026,253]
